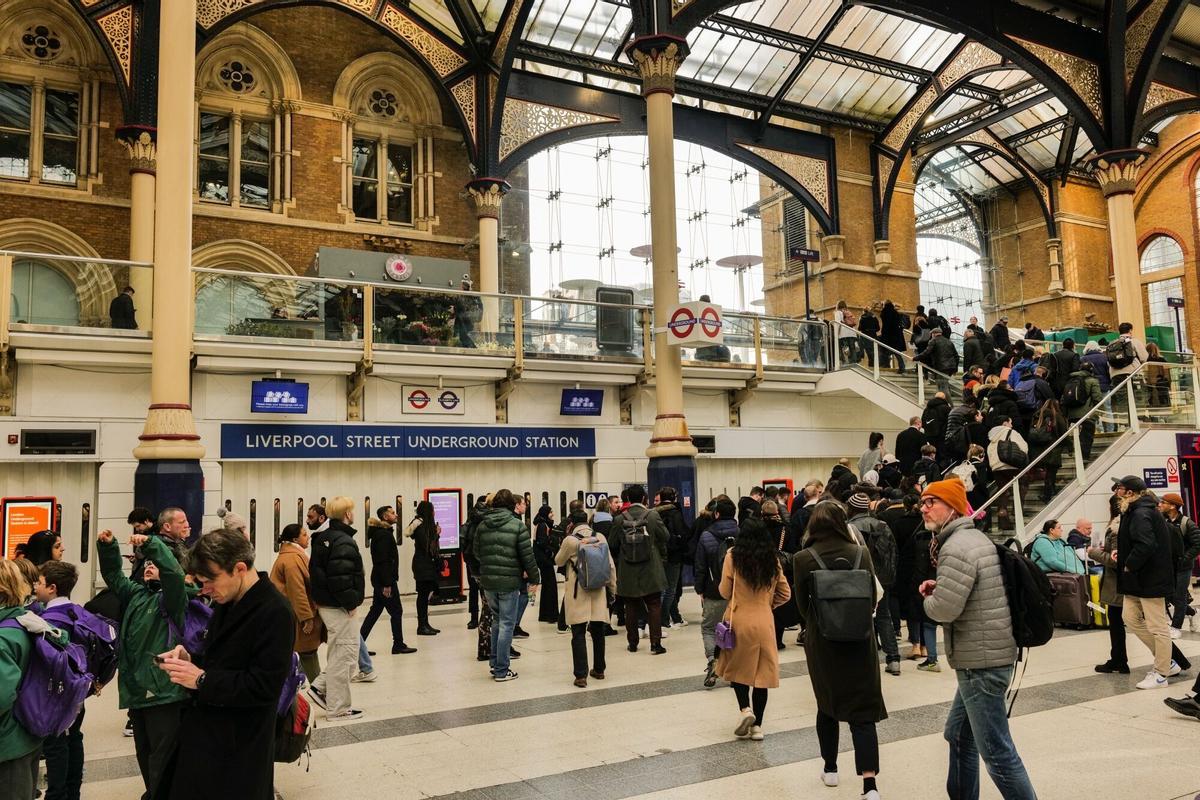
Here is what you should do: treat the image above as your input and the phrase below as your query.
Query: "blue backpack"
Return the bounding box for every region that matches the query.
[160,595,213,655]
[1015,377,1039,411]
[0,616,92,737]
[40,604,119,688]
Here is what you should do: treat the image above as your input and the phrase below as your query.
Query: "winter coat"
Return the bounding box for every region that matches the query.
[923,515,1018,670]
[269,542,323,654]
[916,335,959,374]
[963,336,988,371]
[310,519,365,611]
[610,504,669,597]
[1082,350,1112,391]
[858,311,880,339]
[367,520,400,588]
[785,501,815,553]
[922,396,952,446]
[910,457,942,487]
[555,526,618,625]
[1175,513,1200,568]
[883,506,922,595]
[827,465,857,499]
[849,512,897,588]
[656,502,690,564]
[1050,348,1081,393]
[984,385,1022,429]
[99,535,191,710]
[990,323,1011,350]
[1064,370,1103,420]
[792,536,887,723]
[1029,534,1084,574]
[407,517,442,583]
[987,425,1029,473]
[0,608,68,761]
[943,404,976,460]
[1087,520,1123,606]
[1116,495,1176,598]
[474,508,539,593]
[694,518,739,599]
[737,496,761,524]
[109,291,137,329]
[163,576,294,800]
[880,303,907,353]
[714,551,791,688]
[877,461,904,490]
[1008,357,1037,388]
[895,426,928,474]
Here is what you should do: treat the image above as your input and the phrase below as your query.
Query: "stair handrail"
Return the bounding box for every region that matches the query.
[829,319,960,399]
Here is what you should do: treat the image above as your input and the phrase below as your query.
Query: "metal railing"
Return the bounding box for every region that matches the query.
[830,319,961,405]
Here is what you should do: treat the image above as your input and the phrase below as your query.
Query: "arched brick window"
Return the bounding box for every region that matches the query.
[1139,235,1187,348]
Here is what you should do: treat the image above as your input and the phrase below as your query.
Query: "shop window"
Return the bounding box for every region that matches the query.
[0,80,79,185]
[198,111,271,208]
[351,137,412,224]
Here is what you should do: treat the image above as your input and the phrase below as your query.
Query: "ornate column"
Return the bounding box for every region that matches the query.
[628,34,698,504]
[117,126,156,332]
[132,0,205,530]
[467,177,509,335]
[1091,150,1147,338]
[1045,238,1064,294]
[979,256,996,313]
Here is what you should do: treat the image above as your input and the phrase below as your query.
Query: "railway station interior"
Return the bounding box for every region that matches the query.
[2,0,1200,797]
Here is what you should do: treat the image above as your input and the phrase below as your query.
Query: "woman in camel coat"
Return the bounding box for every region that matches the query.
[555,522,618,687]
[270,522,323,682]
[714,518,791,741]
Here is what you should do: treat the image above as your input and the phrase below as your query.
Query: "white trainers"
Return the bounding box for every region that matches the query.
[675,619,689,627]
[861,790,881,800]
[1170,627,1183,640]
[1167,660,1183,677]
[1189,612,1199,633]
[734,709,755,738]
[749,725,764,741]
[1136,670,1168,689]
[351,670,377,683]
[821,771,839,787]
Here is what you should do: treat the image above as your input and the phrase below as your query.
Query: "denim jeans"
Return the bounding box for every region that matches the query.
[661,562,683,626]
[1170,568,1196,628]
[923,621,939,661]
[358,634,373,673]
[944,665,1037,800]
[485,589,521,677]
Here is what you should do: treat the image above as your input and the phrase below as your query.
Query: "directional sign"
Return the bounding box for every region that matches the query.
[789,246,820,262]
[1167,296,1185,309]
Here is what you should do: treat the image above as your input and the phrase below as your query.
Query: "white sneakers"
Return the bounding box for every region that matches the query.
[1169,627,1182,640]
[749,725,764,741]
[821,771,839,787]
[862,791,881,800]
[1136,670,1168,689]
[1189,612,1199,633]
[1167,660,1183,676]
[351,670,377,683]
[734,709,755,738]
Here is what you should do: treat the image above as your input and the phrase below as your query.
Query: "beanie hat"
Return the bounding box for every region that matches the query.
[847,492,872,511]
[921,477,969,516]
[216,506,248,532]
[1163,492,1185,507]
[1085,340,1100,353]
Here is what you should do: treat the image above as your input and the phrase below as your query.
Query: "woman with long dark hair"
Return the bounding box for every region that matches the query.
[713,518,791,741]
[793,501,886,799]
[407,501,441,636]
[532,505,561,624]
[24,529,63,566]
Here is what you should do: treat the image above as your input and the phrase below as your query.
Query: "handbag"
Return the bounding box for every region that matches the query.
[715,567,737,651]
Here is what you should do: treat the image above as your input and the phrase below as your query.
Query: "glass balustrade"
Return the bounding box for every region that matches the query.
[831,320,961,404]
[3,251,153,334]
[760,317,828,370]
[520,295,643,361]
[193,269,363,343]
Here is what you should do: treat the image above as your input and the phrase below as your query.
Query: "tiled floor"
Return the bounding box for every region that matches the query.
[77,596,1200,800]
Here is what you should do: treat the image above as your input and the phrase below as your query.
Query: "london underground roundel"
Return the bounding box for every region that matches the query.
[407,388,431,409]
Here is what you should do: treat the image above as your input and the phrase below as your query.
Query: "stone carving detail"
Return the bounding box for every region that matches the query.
[367,87,400,118]
[1010,37,1102,121]
[629,41,684,96]
[379,5,467,77]
[197,0,259,30]
[499,99,617,162]
[876,152,895,205]
[937,42,1003,91]
[882,85,937,152]
[1143,81,1193,114]
[96,6,133,84]
[218,60,257,93]
[738,144,829,214]
[1126,0,1169,82]
[120,130,156,173]
[450,76,476,146]
[21,25,63,61]
[467,179,507,219]
[1091,153,1146,197]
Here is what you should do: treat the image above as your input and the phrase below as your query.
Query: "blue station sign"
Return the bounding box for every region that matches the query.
[221,424,596,460]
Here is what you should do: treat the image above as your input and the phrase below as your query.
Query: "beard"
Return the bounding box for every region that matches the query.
[1118,493,1137,514]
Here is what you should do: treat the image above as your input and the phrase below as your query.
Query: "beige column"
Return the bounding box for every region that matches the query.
[467,178,508,336]
[133,0,203,461]
[1091,151,1147,339]
[119,128,156,332]
[628,36,697,460]
[1045,238,1064,294]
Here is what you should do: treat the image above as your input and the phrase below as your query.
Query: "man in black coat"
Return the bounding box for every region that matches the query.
[308,496,366,720]
[895,416,928,474]
[1050,338,1081,396]
[360,506,417,655]
[109,286,137,329]
[962,328,988,372]
[921,393,952,452]
[989,316,1011,351]
[738,487,764,524]
[1114,476,1187,687]
[156,530,294,800]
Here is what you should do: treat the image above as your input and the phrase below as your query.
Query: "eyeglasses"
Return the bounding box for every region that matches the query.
[919,498,939,508]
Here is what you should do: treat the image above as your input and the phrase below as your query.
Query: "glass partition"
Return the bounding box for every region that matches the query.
[374,284,518,355]
[193,269,363,342]
[681,311,756,366]
[760,317,828,370]
[521,295,643,361]
[5,252,153,333]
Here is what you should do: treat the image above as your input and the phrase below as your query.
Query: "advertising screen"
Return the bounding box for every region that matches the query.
[1,497,56,560]
[251,380,309,414]
[425,489,462,551]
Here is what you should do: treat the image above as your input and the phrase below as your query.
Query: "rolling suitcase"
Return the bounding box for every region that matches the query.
[1088,573,1108,627]
[1048,572,1090,629]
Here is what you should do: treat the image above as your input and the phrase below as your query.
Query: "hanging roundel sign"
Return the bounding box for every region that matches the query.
[384,254,413,282]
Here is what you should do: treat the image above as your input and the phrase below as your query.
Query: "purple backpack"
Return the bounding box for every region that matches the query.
[160,595,213,655]
[0,618,92,737]
[40,604,119,688]
[276,651,306,717]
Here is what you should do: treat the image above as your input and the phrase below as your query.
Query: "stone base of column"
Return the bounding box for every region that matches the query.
[872,240,892,272]
[134,458,205,542]
[647,454,698,526]
[133,404,206,461]
[645,414,698,459]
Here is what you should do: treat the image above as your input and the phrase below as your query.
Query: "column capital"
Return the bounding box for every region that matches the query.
[466,177,510,219]
[116,125,157,174]
[1089,149,1148,197]
[625,35,689,97]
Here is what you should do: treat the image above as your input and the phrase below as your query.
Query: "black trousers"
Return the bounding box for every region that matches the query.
[571,621,607,678]
[732,682,768,725]
[415,579,439,626]
[130,701,183,800]
[467,573,481,624]
[1077,418,1096,460]
[44,706,85,800]
[1108,604,1128,666]
[623,594,662,647]
[360,582,407,647]
[816,711,879,775]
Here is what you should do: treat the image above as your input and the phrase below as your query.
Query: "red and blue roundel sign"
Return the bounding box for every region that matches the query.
[406,389,431,409]
[403,385,466,415]
[666,301,724,346]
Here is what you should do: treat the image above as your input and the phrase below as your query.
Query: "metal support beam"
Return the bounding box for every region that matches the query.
[1056,118,1080,185]
[916,90,1053,155]
[916,80,1043,144]
[755,2,850,137]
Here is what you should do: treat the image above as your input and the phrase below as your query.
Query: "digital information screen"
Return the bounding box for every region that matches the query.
[426,489,462,551]
[251,380,310,414]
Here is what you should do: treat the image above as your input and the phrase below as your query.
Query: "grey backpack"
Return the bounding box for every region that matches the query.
[573,534,611,593]
[807,547,874,642]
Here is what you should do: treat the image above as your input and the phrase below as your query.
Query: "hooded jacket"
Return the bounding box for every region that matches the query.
[473,507,539,593]
[1081,347,1112,391]
[1116,494,1176,598]
[310,519,365,611]
[1063,369,1103,420]
[609,504,669,597]
[694,517,738,599]
[366,518,400,588]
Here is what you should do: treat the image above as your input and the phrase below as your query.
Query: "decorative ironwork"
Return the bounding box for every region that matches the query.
[96,5,133,84]
[491,2,521,62]
[498,99,617,162]
[882,85,937,152]
[20,25,62,61]
[1126,0,1170,82]
[936,42,1003,91]
[1009,37,1102,121]
[450,76,476,145]
[876,152,895,205]
[955,127,1050,211]
[338,0,377,12]
[738,144,829,214]
[218,61,257,93]
[917,214,981,251]
[1143,81,1193,114]
[197,0,258,30]
[379,4,467,77]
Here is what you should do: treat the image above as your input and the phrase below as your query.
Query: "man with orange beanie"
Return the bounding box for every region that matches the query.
[918,477,1037,799]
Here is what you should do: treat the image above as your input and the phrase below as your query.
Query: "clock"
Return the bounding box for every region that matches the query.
[384,254,413,282]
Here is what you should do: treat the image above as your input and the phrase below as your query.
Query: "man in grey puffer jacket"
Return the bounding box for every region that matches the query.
[918,477,1037,800]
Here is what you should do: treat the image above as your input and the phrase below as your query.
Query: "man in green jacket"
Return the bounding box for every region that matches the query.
[473,489,539,682]
[609,485,669,654]
[98,528,190,800]
[1063,363,1103,459]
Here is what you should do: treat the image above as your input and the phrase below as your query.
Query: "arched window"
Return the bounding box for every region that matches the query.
[1139,234,1188,349]
[195,24,300,212]
[9,259,79,325]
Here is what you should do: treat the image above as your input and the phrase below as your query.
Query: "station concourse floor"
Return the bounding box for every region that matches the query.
[77,592,1200,800]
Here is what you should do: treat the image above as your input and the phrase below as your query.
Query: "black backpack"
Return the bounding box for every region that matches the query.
[1105,338,1136,368]
[1060,376,1087,409]
[857,519,897,588]
[619,516,652,564]
[806,547,875,642]
[995,541,1055,649]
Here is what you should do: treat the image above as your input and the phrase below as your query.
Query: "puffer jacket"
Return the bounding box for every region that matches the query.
[848,512,897,588]
[694,518,738,599]
[473,507,539,592]
[310,519,365,610]
[367,519,399,588]
[1116,494,1175,598]
[923,515,1017,670]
